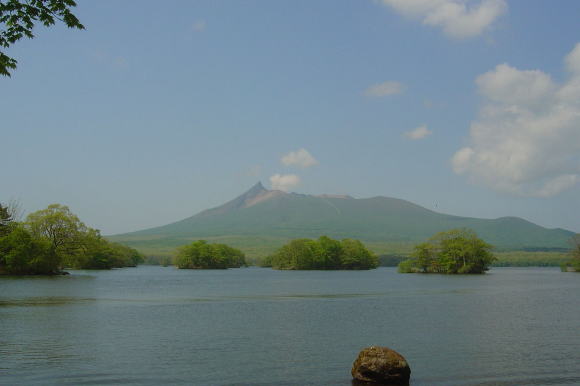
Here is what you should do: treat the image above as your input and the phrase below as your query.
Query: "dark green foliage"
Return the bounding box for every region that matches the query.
[26,203,87,257]
[317,235,343,268]
[340,238,377,269]
[268,236,378,270]
[0,0,84,76]
[66,229,144,269]
[142,255,172,266]
[0,203,143,275]
[396,259,416,274]
[561,234,580,272]
[268,239,319,270]
[398,229,496,274]
[0,223,56,274]
[378,255,406,267]
[174,240,246,269]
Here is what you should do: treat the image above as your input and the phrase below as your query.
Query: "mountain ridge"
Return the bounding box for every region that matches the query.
[114,182,575,252]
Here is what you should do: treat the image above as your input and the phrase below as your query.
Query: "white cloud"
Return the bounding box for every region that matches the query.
[404,125,432,140]
[270,174,300,192]
[364,81,404,97]
[281,148,318,168]
[380,0,507,39]
[193,20,206,32]
[452,43,580,197]
[565,42,580,74]
[475,63,555,106]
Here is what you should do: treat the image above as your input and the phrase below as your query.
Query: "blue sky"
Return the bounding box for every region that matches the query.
[1,0,580,235]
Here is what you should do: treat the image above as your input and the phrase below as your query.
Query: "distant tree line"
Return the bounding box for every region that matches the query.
[262,236,378,270]
[174,240,246,269]
[398,229,496,274]
[0,202,143,275]
[378,254,406,267]
[143,255,172,267]
[492,251,569,267]
[561,234,580,272]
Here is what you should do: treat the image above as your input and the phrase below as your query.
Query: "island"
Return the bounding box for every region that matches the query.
[262,236,378,270]
[0,202,143,275]
[174,240,246,269]
[398,228,496,274]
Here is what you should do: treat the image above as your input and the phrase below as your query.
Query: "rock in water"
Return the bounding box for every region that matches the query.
[351,346,411,385]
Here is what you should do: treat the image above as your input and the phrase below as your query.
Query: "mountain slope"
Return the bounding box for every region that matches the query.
[113,183,575,252]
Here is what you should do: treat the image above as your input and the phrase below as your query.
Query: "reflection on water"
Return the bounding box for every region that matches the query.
[1,266,579,385]
[0,297,97,307]
[0,288,479,308]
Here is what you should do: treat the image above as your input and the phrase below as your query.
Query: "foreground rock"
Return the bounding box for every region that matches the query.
[351,346,410,385]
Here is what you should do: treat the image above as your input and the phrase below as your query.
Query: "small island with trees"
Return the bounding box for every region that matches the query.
[262,236,378,270]
[0,202,143,275]
[4,198,579,276]
[398,229,496,274]
[174,240,246,269]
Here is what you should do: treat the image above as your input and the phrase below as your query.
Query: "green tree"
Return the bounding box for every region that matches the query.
[1,0,84,76]
[268,236,378,270]
[269,238,319,270]
[66,227,107,268]
[174,240,246,269]
[439,229,495,273]
[340,238,378,269]
[26,203,87,260]
[317,235,342,269]
[63,228,137,269]
[398,229,495,274]
[562,234,580,272]
[397,258,417,273]
[397,242,436,273]
[211,243,245,268]
[2,203,144,274]
[0,223,54,274]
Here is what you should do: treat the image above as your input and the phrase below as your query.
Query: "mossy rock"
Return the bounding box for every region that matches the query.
[351,346,410,385]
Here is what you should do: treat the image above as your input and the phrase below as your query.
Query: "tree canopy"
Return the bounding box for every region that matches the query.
[398,228,495,274]
[174,240,246,269]
[0,202,143,275]
[264,236,378,270]
[26,203,86,256]
[0,223,54,274]
[1,0,84,76]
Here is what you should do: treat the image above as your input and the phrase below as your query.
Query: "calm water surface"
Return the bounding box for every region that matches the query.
[1,267,579,385]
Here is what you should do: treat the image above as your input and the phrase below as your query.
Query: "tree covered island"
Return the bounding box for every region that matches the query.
[0,203,143,275]
[174,240,246,269]
[398,229,496,274]
[262,236,378,270]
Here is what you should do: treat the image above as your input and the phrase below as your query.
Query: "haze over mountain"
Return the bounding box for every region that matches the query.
[114,183,574,253]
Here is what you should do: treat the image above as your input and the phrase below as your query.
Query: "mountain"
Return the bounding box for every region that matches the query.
[112,182,575,255]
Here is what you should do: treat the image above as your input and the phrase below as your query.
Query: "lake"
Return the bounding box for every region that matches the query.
[1,267,579,385]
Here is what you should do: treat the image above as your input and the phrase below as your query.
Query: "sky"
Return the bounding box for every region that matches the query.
[1,0,580,235]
